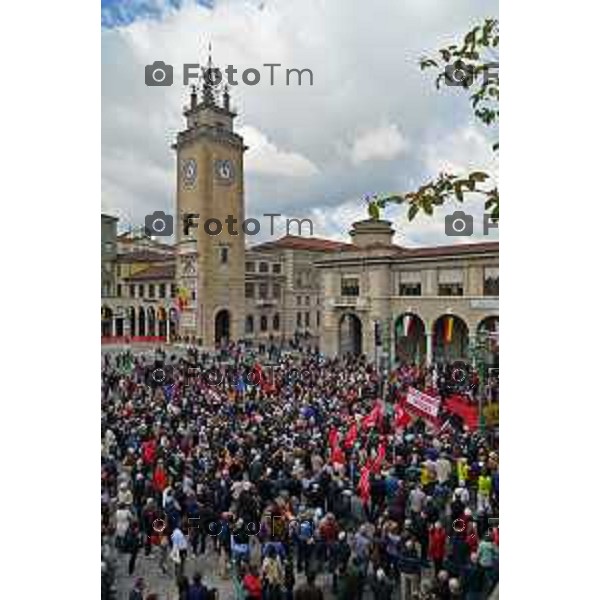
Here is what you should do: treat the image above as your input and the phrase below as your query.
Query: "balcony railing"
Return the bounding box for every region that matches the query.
[333,296,369,309]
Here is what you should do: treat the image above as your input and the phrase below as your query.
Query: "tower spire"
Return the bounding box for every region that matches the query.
[202,40,216,105]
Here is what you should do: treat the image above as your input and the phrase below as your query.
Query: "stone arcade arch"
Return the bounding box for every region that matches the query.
[101,305,112,337]
[215,309,231,345]
[477,315,499,368]
[147,307,156,337]
[138,307,146,337]
[394,312,426,365]
[339,313,363,356]
[432,314,469,363]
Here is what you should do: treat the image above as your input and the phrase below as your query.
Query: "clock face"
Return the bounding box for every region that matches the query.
[215,159,234,183]
[182,158,197,188]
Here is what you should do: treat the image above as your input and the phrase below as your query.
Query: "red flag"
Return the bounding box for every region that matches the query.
[331,445,346,465]
[394,403,411,430]
[357,464,371,504]
[344,423,358,449]
[372,440,387,474]
[362,401,383,430]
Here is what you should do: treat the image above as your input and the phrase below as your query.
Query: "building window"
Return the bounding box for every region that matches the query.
[159,283,166,299]
[220,247,229,264]
[399,271,422,296]
[438,283,463,296]
[245,315,254,334]
[259,283,268,299]
[148,284,155,298]
[170,284,177,298]
[191,289,196,301]
[138,284,144,298]
[259,261,269,273]
[438,269,464,296]
[245,283,255,299]
[341,277,359,297]
[296,312,302,327]
[272,283,281,299]
[484,267,499,296]
[260,315,268,332]
[296,296,302,306]
[305,296,310,306]
[273,314,280,331]
[317,311,321,327]
[399,283,421,296]
[116,284,122,297]
[246,261,255,272]
[272,264,281,274]
[129,284,136,298]
[305,312,310,327]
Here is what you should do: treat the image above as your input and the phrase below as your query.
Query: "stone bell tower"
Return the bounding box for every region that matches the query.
[173,51,247,346]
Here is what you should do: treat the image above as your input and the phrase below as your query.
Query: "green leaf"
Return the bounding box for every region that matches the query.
[408,204,419,221]
[469,171,489,183]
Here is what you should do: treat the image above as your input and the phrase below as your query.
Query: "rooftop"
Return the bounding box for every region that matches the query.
[117,251,175,264]
[123,264,176,281]
[250,235,354,253]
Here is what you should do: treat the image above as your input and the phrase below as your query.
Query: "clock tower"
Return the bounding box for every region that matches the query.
[173,56,247,346]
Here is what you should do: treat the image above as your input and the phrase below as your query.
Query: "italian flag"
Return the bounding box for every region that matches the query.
[396,315,412,337]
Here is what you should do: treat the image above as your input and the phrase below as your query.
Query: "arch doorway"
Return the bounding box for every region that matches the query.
[169,308,178,339]
[138,307,146,337]
[147,307,156,337]
[215,309,231,345]
[115,308,124,337]
[101,306,112,337]
[394,313,426,365]
[157,307,167,337]
[339,313,363,356]
[127,307,136,337]
[477,316,499,368]
[432,314,469,363]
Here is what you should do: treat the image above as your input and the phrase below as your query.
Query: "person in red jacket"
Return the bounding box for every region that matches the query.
[465,520,479,556]
[242,565,262,599]
[142,438,156,466]
[428,521,447,574]
[152,459,167,495]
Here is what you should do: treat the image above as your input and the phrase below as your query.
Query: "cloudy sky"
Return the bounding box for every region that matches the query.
[102,0,498,247]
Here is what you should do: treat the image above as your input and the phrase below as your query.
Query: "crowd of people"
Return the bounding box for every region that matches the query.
[101,341,499,600]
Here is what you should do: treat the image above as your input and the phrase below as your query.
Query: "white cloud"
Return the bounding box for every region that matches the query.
[424,124,498,183]
[350,124,408,165]
[240,125,318,177]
